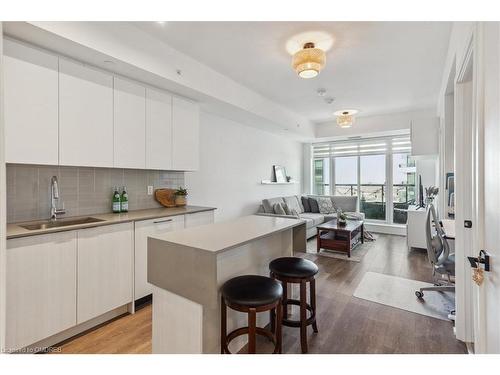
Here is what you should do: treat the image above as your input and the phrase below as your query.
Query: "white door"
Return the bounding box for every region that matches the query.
[172,96,200,171]
[473,22,500,354]
[134,215,185,300]
[59,58,114,167]
[146,87,173,170]
[114,77,146,169]
[6,232,77,350]
[77,223,133,324]
[3,39,59,165]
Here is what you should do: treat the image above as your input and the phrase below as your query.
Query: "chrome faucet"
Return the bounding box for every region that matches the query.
[50,176,66,220]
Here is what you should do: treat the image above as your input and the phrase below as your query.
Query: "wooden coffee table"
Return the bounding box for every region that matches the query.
[316,219,364,258]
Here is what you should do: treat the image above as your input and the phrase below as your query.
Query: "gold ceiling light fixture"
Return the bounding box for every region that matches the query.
[292,42,326,79]
[334,110,359,128]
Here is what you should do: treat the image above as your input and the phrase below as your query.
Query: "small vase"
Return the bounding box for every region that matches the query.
[175,195,187,206]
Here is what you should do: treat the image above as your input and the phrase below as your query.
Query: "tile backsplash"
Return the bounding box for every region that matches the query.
[6,164,185,223]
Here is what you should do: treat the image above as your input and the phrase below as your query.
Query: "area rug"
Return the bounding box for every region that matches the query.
[306,237,370,262]
[353,271,455,321]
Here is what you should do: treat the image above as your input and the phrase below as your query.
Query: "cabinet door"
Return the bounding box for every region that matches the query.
[59,58,114,167]
[77,223,133,324]
[3,39,59,165]
[146,88,173,170]
[6,232,77,350]
[172,97,200,171]
[114,77,146,169]
[185,211,214,228]
[134,215,185,300]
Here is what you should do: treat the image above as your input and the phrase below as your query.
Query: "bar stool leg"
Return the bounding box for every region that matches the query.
[276,300,283,354]
[248,308,257,354]
[282,281,288,318]
[270,273,276,333]
[221,297,227,354]
[310,278,318,333]
[300,279,308,353]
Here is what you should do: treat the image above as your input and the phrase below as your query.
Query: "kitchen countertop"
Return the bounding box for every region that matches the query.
[149,214,304,254]
[6,206,216,239]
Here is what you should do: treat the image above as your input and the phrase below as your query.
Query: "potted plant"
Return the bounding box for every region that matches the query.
[174,187,188,206]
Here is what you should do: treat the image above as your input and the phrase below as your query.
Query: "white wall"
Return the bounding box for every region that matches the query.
[315,108,436,139]
[185,112,302,222]
[0,21,6,352]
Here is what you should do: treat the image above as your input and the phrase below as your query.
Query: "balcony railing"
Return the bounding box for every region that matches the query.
[313,183,415,223]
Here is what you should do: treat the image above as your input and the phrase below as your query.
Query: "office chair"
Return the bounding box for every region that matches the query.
[415,204,455,298]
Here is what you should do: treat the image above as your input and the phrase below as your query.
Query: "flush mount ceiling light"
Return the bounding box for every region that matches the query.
[334,109,359,128]
[292,42,326,79]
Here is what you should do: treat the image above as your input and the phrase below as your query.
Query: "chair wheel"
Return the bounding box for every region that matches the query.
[415,291,424,298]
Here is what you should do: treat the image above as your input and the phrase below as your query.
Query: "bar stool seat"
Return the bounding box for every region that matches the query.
[221,275,283,354]
[269,257,318,279]
[222,275,283,307]
[269,257,319,354]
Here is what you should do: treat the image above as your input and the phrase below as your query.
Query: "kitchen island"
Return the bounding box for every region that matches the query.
[147,214,306,353]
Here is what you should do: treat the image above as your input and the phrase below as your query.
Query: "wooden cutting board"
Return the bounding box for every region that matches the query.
[154,188,176,208]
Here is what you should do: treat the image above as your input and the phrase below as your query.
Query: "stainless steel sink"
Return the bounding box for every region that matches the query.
[19,217,105,231]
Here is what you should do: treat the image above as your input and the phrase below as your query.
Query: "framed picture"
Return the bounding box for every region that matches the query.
[273,165,287,183]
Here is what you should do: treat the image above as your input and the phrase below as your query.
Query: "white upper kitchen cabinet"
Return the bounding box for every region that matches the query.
[146,88,173,170]
[59,58,114,167]
[3,39,59,165]
[411,117,439,157]
[6,232,77,350]
[172,96,200,171]
[77,223,133,324]
[114,77,146,169]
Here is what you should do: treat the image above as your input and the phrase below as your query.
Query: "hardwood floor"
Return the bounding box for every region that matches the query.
[52,233,466,354]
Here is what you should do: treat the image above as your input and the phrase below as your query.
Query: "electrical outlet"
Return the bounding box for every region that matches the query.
[147,186,154,195]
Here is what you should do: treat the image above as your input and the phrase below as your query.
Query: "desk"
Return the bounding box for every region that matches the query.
[440,219,455,240]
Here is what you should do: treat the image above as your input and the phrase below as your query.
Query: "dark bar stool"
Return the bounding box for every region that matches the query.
[269,257,319,353]
[221,275,283,354]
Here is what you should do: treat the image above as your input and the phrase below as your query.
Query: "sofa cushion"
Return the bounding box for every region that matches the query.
[283,196,302,214]
[301,196,311,212]
[273,203,286,215]
[299,213,325,227]
[317,196,336,214]
[295,195,305,213]
[300,217,315,229]
[308,197,320,213]
[262,197,285,213]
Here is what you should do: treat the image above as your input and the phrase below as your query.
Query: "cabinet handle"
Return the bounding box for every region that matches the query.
[153,218,173,224]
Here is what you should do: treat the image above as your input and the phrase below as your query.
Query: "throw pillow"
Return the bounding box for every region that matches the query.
[318,197,335,214]
[290,208,300,218]
[309,198,320,213]
[283,203,293,216]
[273,203,286,215]
[301,196,311,212]
[283,196,301,214]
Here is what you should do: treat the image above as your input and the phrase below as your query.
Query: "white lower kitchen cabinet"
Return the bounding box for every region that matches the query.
[185,210,215,228]
[77,223,134,324]
[6,232,77,351]
[134,215,185,300]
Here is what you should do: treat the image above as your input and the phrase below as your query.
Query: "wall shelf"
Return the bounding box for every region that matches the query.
[261,180,297,185]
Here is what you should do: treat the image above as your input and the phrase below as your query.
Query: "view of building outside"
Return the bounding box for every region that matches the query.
[313,152,415,224]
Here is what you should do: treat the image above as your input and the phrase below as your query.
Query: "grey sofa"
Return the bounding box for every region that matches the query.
[256,195,364,239]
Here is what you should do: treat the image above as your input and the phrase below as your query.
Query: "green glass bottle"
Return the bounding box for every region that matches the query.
[120,186,129,213]
[112,186,121,213]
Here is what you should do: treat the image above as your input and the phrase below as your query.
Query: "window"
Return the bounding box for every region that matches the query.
[311,135,415,225]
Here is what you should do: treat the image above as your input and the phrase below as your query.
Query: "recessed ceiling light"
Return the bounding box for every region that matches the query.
[324,97,335,104]
[317,88,327,97]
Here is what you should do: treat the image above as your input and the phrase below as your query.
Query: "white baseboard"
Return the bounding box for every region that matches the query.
[365,222,407,236]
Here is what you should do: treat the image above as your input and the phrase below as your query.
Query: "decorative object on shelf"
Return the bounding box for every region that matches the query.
[154,188,177,208]
[286,175,292,182]
[424,186,439,206]
[334,109,358,128]
[273,165,287,183]
[174,187,188,206]
[337,209,347,226]
[292,42,326,79]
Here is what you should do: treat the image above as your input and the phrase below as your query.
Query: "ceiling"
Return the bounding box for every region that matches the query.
[134,22,451,123]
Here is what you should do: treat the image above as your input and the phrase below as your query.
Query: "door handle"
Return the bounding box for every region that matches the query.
[153,218,173,224]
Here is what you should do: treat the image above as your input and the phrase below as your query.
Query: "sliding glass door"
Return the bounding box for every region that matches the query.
[311,135,415,225]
